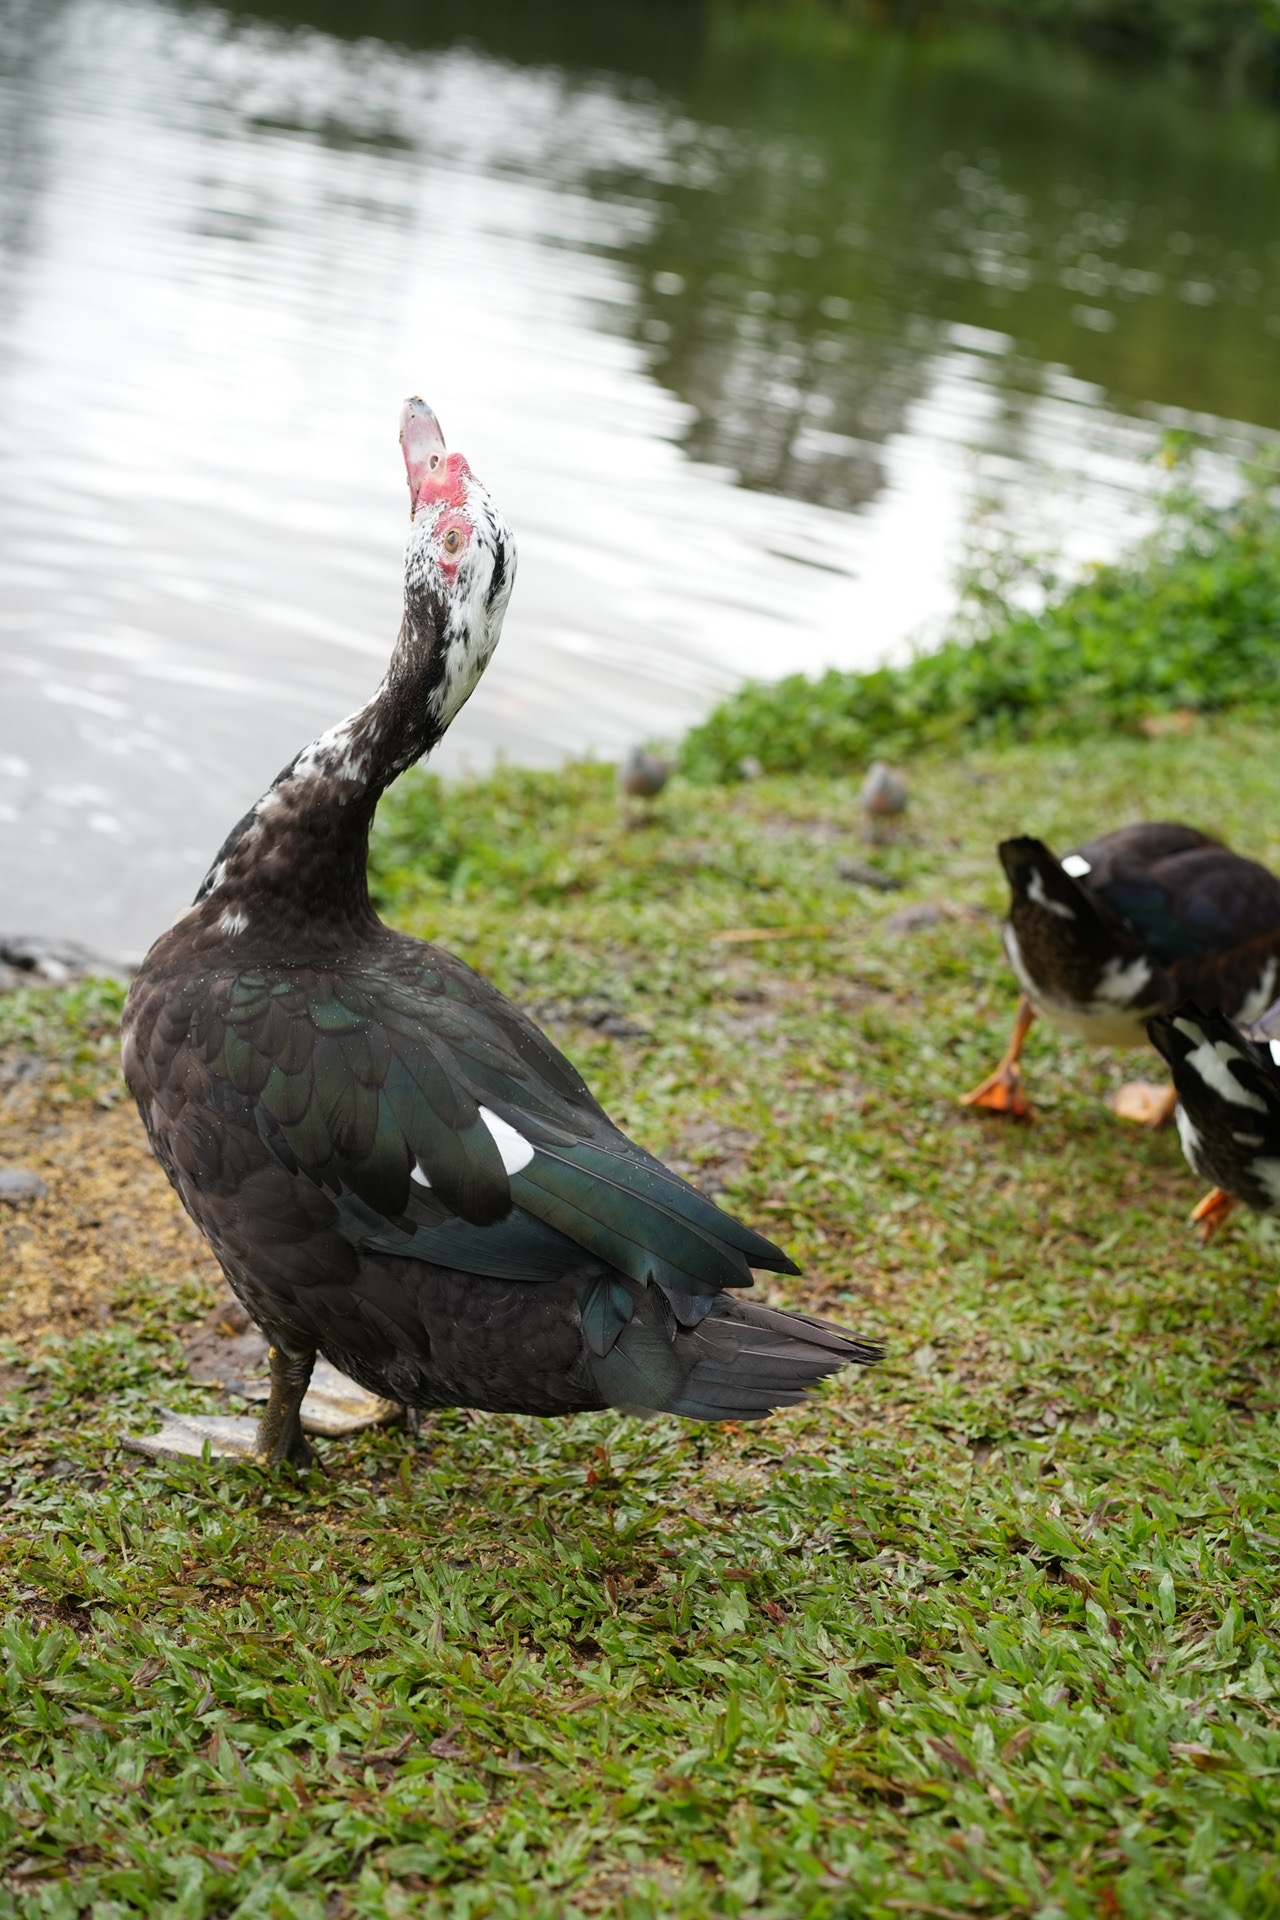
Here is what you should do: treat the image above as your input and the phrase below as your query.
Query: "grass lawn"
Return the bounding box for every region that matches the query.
[3,721,1280,1917]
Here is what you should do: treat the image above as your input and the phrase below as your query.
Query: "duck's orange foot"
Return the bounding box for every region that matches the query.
[959,1065,1033,1120]
[1108,1081,1177,1128]
[1191,1185,1236,1244]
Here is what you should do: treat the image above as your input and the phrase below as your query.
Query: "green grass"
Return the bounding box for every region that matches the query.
[6,724,1280,1915]
[680,458,1280,783]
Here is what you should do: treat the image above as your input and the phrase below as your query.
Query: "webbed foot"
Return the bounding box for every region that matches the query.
[958,1060,1033,1119]
[959,996,1036,1120]
[1108,1080,1177,1127]
[1191,1185,1237,1243]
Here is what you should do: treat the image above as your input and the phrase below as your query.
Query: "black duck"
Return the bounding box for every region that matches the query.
[960,825,1280,1125]
[122,399,879,1468]
[1148,999,1280,1241]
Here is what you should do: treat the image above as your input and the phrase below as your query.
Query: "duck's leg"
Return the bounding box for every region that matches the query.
[126,1343,319,1468]
[253,1344,319,1467]
[959,996,1035,1119]
[1108,1081,1177,1127]
[1191,1185,1237,1242]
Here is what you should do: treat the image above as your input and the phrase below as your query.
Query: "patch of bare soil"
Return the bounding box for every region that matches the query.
[0,1084,218,1350]
[664,1117,759,1201]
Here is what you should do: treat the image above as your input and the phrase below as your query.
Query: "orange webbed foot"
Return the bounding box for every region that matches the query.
[1191,1185,1236,1244]
[959,1064,1033,1121]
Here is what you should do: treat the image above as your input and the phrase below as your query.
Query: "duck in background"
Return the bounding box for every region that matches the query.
[960,824,1280,1124]
[1148,999,1280,1241]
[619,746,673,826]
[859,760,908,843]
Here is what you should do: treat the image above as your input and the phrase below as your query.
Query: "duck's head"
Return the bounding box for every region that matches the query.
[399,397,516,730]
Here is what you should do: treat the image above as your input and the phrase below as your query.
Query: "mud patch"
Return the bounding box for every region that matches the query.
[664,1117,759,1202]
[0,1094,218,1350]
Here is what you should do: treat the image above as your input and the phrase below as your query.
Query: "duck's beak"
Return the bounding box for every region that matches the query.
[400,397,448,516]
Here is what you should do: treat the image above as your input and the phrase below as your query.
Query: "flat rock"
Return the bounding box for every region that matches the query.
[883,900,986,934]
[183,1294,402,1435]
[0,1167,48,1205]
[836,858,902,891]
[0,934,125,986]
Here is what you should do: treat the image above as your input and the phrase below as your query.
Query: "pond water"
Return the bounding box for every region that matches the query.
[1,0,1278,957]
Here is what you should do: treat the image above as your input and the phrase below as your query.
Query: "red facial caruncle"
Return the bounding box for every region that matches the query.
[400,396,473,518]
[432,510,474,582]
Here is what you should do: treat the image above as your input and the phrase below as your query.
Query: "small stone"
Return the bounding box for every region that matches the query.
[0,934,121,984]
[736,755,764,781]
[836,858,902,891]
[884,903,949,934]
[0,1167,48,1205]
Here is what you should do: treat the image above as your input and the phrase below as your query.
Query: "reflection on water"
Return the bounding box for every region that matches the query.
[0,0,1277,956]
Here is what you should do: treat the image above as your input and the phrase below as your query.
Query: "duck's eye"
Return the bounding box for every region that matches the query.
[442,527,463,555]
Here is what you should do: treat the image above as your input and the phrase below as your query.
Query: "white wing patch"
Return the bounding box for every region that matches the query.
[410,1162,433,1188]
[1027,869,1075,920]
[1236,958,1279,1027]
[479,1106,535,1174]
[1174,1103,1202,1162]
[1061,853,1092,878]
[1271,1039,1280,1067]
[1095,955,1154,1007]
[1248,1158,1280,1208]
[1179,1036,1267,1111]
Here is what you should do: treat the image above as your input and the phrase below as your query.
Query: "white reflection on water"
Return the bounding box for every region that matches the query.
[0,1,1263,955]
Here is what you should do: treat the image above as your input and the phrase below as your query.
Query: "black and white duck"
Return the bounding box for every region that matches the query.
[122,399,879,1469]
[960,825,1280,1125]
[1148,999,1280,1241]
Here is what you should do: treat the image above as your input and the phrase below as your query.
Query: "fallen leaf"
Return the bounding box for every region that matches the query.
[1138,708,1197,738]
[1170,1742,1230,1770]
[926,1736,977,1779]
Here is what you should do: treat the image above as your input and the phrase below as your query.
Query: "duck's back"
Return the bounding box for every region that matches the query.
[1070,824,1280,967]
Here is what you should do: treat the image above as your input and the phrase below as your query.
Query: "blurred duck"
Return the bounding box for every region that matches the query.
[960,825,1280,1125]
[1148,999,1280,1241]
[620,747,673,823]
[859,760,908,842]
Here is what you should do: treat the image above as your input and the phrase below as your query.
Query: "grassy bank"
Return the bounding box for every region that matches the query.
[681,461,1280,783]
[3,722,1280,1914]
[724,0,1280,78]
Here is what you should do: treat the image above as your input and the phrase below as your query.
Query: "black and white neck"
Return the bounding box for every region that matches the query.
[182,400,516,951]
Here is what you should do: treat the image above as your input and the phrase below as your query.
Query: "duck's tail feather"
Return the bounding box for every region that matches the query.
[587,1284,880,1422]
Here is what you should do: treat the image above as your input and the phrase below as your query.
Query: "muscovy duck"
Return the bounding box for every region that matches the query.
[1148,999,1280,1240]
[960,826,1280,1125]
[121,399,879,1469]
